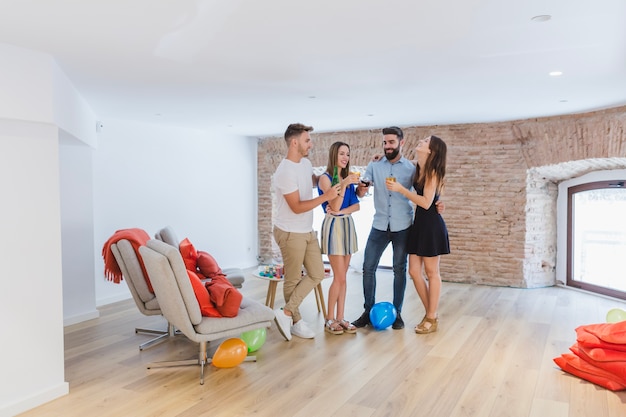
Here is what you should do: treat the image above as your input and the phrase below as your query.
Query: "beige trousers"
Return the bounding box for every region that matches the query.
[273,226,325,322]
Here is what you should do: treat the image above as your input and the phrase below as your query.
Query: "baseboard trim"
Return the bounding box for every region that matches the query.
[64,310,100,327]
[1,381,69,417]
[96,293,131,307]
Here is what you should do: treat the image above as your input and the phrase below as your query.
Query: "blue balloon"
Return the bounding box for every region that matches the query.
[369,302,397,330]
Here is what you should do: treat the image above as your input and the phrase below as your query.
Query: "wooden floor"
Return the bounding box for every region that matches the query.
[21,269,626,417]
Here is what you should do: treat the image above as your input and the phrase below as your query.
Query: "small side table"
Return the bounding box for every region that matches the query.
[252,267,331,318]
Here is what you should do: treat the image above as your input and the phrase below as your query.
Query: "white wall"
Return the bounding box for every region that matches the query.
[60,133,98,325]
[0,43,54,123]
[0,43,98,417]
[92,119,258,305]
[0,120,68,416]
[52,67,97,148]
[0,42,96,147]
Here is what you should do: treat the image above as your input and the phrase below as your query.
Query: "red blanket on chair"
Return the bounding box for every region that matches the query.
[101,228,152,291]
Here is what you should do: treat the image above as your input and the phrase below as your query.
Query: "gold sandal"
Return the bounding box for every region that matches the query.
[415,317,438,334]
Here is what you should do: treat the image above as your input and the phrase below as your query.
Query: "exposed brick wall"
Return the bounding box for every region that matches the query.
[257,106,626,288]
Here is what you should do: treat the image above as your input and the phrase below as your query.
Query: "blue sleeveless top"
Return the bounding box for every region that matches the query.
[318,172,359,213]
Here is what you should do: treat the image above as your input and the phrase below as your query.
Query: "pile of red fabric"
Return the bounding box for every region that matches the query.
[179,237,242,318]
[554,321,626,391]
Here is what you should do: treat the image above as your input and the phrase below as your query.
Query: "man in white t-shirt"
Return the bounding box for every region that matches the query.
[272,123,341,340]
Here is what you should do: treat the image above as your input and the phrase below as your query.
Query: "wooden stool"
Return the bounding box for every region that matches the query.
[253,269,331,318]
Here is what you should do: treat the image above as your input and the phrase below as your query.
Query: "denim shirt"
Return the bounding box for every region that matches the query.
[364,156,416,232]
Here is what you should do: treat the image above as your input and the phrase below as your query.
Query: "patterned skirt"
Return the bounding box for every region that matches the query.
[320,213,358,255]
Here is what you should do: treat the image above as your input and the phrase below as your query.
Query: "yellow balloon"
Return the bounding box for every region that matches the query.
[211,338,248,368]
[606,308,626,323]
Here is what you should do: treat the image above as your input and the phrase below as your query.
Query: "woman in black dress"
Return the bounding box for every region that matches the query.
[386,135,449,334]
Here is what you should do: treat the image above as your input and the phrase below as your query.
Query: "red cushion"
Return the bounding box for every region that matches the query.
[578,344,626,362]
[584,321,626,345]
[186,269,221,317]
[179,238,198,271]
[554,352,626,391]
[576,324,626,352]
[197,250,223,278]
[571,345,626,384]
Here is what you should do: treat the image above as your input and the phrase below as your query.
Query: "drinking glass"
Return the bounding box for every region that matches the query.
[360,175,372,196]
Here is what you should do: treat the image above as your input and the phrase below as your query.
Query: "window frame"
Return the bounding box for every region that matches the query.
[566,180,626,300]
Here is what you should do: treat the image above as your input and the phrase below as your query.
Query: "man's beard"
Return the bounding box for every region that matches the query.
[385,147,400,160]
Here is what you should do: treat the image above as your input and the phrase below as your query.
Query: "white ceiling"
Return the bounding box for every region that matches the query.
[1,0,625,137]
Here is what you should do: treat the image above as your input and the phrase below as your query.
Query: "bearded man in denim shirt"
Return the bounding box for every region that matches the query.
[352,126,443,330]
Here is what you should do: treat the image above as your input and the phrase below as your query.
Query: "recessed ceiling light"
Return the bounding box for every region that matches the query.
[559,99,568,103]
[308,96,316,99]
[367,114,374,117]
[549,71,563,76]
[531,15,551,22]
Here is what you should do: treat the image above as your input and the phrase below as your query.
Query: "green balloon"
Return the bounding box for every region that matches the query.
[606,308,626,323]
[241,327,267,353]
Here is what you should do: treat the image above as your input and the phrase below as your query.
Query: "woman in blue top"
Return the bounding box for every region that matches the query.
[318,141,360,335]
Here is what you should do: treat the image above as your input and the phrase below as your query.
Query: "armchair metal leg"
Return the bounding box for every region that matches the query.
[146,340,209,382]
[147,341,257,385]
[136,323,181,351]
[147,359,199,368]
[136,327,168,336]
[137,331,169,351]
[200,342,207,385]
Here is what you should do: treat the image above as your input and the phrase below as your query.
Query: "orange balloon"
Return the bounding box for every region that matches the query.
[211,338,248,368]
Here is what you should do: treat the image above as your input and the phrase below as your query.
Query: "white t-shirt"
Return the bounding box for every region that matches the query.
[273,158,314,233]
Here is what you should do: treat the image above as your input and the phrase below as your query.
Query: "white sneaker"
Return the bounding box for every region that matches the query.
[291,320,315,339]
[274,309,292,341]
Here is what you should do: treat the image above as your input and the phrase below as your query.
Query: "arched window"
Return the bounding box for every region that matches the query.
[567,180,626,299]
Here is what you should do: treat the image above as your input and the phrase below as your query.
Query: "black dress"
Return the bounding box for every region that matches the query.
[407,184,450,257]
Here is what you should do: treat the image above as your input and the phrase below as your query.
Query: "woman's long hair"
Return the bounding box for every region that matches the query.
[415,135,447,194]
[326,141,351,178]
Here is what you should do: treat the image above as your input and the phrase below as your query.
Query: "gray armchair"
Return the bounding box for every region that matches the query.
[110,239,180,350]
[139,239,274,384]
